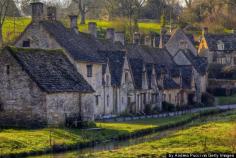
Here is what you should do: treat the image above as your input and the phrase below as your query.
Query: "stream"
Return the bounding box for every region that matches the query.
[29,128,179,158]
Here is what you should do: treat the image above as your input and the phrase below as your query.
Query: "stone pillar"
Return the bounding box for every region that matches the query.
[133,32,141,45]
[114,32,125,45]
[69,15,78,31]
[47,6,57,21]
[106,28,115,42]
[31,2,44,23]
[88,22,97,38]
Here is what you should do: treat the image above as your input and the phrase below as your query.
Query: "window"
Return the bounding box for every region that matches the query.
[95,95,99,106]
[87,65,93,77]
[105,74,109,86]
[0,102,3,112]
[6,65,10,75]
[179,40,187,49]
[107,95,109,107]
[23,40,30,47]
[169,94,171,102]
[125,72,129,83]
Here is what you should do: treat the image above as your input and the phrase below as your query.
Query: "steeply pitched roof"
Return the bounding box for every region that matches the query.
[163,76,180,90]
[129,58,143,89]
[7,46,94,93]
[181,49,208,75]
[98,50,126,86]
[41,20,105,63]
[166,29,197,56]
[204,34,236,51]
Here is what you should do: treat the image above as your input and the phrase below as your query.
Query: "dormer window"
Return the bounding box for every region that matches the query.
[125,72,129,83]
[179,40,188,49]
[23,40,30,47]
[105,74,109,86]
[217,40,224,50]
[87,65,93,77]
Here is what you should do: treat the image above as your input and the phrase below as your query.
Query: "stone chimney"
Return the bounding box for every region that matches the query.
[31,2,44,23]
[106,28,115,42]
[133,32,141,45]
[202,27,208,36]
[144,35,152,47]
[88,22,97,38]
[47,6,57,21]
[159,28,167,48]
[114,32,125,45]
[69,15,78,31]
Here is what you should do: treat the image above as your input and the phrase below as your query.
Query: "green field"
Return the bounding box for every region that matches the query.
[81,110,236,158]
[2,17,163,44]
[0,114,194,156]
[217,94,236,105]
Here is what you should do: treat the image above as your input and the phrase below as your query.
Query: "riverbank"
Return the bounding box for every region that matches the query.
[0,109,230,158]
[82,109,236,157]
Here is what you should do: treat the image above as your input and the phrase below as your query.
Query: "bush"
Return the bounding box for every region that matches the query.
[162,102,176,112]
[208,87,231,96]
[144,104,152,115]
[201,92,215,106]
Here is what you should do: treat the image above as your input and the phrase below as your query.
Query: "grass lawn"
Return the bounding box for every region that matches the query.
[0,113,198,156]
[82,110,236,158]
[2,17,164,44]
[217,94,236,105]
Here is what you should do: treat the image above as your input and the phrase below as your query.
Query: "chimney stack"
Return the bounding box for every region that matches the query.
[159,28,167,48]
[106,28,115,42]
[88,22,97,38]
[114,32,125,45]
[31,2,44,23]
[69,15,78,31]
[47,6,57,21]
[144,35,152,47]
[133,32,141,45]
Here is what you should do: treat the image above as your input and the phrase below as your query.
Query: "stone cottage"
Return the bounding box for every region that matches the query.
[198,28,236,65]
[10,1,208,121]
[0,47,94,127]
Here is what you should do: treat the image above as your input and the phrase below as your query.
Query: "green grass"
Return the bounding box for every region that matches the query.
[1,17,164,44]
[0,113,195,156]
[217,94,236,105]
[82,110,236,158]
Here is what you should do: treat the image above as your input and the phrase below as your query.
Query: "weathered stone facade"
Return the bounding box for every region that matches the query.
[0,47,94,127]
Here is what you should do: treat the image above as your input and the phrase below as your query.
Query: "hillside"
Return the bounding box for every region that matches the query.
[2,17,167,44]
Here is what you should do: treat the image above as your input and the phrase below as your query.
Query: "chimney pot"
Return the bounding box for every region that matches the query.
[106,28,115,42]
[69,15,78,31]
[133,32,141,45]
[47,6,57,21]
[31,2,44,23]
[114,32,125,45]
[88,22,97,38]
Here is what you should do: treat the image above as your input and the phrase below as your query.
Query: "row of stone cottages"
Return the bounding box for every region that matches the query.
[0,2,208,127]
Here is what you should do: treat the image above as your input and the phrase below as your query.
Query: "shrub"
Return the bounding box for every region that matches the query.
[144,104,152,115]
[208,87,231,96]
[201,92,215,106]
[162,101,176,112]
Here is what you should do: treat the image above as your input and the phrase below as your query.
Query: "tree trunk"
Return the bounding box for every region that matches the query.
[0,25,3,47]
[80,11,86,24]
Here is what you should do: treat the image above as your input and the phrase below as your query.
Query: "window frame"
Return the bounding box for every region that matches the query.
[86,64,93,78]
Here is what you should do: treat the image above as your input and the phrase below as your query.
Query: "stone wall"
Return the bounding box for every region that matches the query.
[0,50,47,127]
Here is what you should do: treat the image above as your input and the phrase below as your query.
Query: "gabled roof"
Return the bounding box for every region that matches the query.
[182,49,208,75]
[6,46,94,93]
[166,29,197,56]
[204,34,236,51]
[163,76,180,90]
[129,58,143,90]
[98,50,126,86]
[41,20,105,63]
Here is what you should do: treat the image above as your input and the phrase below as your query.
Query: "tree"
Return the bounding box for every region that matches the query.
[160,14,166,28]
[0,0,11,46]
[73,0,93,24]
